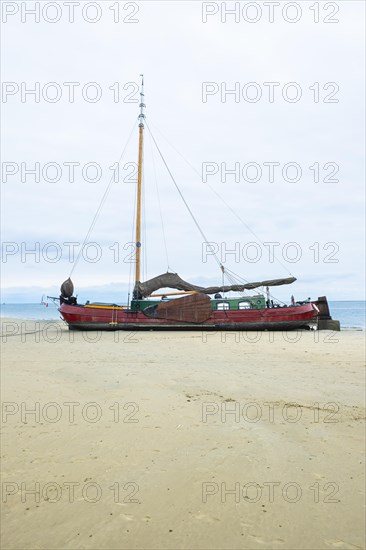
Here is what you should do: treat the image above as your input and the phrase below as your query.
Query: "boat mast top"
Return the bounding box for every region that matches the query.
[135,75,145,286]
[139,74,145,128]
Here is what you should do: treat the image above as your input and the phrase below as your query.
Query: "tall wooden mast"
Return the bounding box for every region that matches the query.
[135,74,145,284]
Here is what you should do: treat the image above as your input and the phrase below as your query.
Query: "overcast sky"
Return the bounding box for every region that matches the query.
[1,0,365,303]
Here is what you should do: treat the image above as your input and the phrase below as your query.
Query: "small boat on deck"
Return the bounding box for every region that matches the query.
[56,76,338,331]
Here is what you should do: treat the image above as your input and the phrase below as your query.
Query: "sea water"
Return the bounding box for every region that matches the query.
[326,301,365,330]
[0,303,61,321]
[0,301,365,329]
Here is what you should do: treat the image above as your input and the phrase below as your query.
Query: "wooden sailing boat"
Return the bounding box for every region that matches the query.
[58,76,327,331]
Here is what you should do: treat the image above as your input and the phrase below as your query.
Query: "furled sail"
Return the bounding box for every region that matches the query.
[134,272,296,298]
[60,277,74,298]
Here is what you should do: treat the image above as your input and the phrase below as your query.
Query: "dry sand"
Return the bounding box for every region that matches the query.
[1,318,365,550]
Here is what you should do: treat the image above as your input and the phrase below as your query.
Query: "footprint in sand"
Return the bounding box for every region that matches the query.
[119,513,134,521]
[192,513,220,523]
[325,540,363,549]
[248,534,285,546]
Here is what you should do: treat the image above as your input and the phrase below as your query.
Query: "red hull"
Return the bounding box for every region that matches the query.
[59,303,318,331]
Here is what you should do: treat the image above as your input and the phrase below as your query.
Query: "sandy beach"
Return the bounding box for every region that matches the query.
[1,318,365,550]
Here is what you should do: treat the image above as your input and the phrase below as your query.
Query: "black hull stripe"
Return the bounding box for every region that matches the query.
[67,320,315,331]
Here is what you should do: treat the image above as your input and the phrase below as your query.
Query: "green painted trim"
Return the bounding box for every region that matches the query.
[131,294,266,311]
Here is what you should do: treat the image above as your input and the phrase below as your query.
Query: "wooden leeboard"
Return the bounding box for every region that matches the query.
[155,293,212,323]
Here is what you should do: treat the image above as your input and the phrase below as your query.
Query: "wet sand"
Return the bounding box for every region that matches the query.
[1,318,365,550]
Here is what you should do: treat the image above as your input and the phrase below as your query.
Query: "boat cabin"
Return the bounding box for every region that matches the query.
[130,294,265,312]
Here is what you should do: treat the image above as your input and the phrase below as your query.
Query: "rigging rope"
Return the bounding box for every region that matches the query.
[128,175,137,301]
[142,158,148,282]
[148,130,170,271]
[224,266,287,305]
[69,120,137,277]
[146,121,223,273]
[148,120,294,278]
